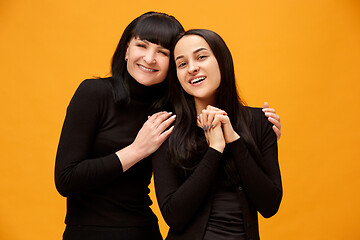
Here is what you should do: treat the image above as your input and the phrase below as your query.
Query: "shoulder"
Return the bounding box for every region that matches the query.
[71,78,114,103]
[244,106,275,140]
[245,106,266,124]
[68,78,114,110]
[76,78,113,96]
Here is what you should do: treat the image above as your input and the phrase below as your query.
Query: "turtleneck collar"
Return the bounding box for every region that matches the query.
[127,72,167,103]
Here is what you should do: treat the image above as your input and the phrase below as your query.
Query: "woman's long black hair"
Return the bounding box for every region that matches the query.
[110,12,184,110]
[168,29,265,183]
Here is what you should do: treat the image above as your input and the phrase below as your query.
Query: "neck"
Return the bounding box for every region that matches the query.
[194,95,217,115]
[127,73,166,103]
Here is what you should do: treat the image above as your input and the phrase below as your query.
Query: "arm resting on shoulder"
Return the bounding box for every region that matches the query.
[229,110,282,218]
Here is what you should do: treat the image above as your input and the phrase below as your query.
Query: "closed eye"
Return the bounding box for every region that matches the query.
[136,44,147,48]
[159,50,169,57]
[198,55,208,60]
[177,62,186,68]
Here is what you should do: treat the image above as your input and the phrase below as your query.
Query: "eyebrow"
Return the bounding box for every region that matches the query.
[175,47,209,61]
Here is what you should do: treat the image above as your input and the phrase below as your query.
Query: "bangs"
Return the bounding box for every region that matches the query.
[133,15,179,50]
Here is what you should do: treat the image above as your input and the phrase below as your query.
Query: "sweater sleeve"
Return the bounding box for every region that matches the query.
[152,142,222,232]
[228,108,282,218]
[55,80,123,197]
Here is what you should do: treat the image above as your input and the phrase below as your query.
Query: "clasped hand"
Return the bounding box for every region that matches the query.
[197,106,239,153]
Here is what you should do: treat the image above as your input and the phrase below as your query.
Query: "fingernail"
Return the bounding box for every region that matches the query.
[202,126,206,131]
[171,115,176,118]
[210,124,213,129]
[264,112,270,116]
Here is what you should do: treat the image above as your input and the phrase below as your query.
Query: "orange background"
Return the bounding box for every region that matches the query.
[1,0,360,239]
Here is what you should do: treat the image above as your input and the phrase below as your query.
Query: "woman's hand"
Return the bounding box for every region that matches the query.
[199,106,240,144]
[117,111,175,171]
[198,109,226,152]
[133,111,176,156]
[262,102,281,140]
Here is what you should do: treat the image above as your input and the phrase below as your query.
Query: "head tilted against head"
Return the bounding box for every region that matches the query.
[110,12,184,106]
[169,29,244,121]
[168,29,264,177]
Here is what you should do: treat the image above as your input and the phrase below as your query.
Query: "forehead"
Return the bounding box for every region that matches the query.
[129,37,167,49]
[174,35,211,56]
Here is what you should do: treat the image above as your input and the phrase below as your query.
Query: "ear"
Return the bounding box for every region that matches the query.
[125,46,129,61]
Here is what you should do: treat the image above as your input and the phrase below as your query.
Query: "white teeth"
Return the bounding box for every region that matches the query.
[139,65,156,72]
[190,77,206,84]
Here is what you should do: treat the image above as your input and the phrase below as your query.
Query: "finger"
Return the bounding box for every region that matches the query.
[268,117,281,130]
[158,125,175,143]
[273,125,281,141]
[262,108,276,113]
[206,105,221,111]
[214,110,227,116]
[206,105,227,115]
[151,111,168,118]
[211,115,222,128]
[263,102,269,108]
[206,111,217,129]
[214,113,230,125]
[153,112,173,127]
[156,114,176,133]
[198,113,206,130]
[201,109,210,130]
[264,112,280,122]
[147,111,168,123]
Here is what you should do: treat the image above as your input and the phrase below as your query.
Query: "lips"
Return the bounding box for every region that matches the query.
[137,64,157,72]
[189,76,206,85]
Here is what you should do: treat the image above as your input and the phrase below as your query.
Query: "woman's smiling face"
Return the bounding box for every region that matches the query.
[125,37,170,86]
[174,35,221,102]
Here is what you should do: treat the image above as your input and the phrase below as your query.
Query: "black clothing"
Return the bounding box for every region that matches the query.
[55,78,165,238]
[203,182,246,240]
[63,225,162,240]
[152,107,282,240]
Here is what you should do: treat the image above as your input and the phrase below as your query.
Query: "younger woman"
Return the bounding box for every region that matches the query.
[153,29,282,240]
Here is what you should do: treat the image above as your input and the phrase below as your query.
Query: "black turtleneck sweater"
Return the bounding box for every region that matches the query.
[55,77,165,229]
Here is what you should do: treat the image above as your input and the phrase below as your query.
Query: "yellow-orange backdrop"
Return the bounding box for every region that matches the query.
[1,0,360,239]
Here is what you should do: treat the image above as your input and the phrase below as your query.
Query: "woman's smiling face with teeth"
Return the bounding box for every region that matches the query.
[174,35,221,101]
[125,37,170,86]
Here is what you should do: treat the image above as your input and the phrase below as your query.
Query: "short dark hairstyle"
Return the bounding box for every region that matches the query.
[110,12,184,109]
[168,29,264,181]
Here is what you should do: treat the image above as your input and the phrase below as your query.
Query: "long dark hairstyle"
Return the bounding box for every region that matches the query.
[110,12,184,110]
[168,29,264,182]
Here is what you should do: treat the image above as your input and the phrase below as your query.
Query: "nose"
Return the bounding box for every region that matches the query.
[143,50,156,64]
[188,62,199,74]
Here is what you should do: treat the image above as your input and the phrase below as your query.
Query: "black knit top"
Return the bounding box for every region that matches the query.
[55,77,165,228]
[153,107,282,240]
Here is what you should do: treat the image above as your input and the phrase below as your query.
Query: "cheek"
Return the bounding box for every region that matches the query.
[176,70,186,84]
[213,63,221,86]
[178,74,190,92]
[160,58,170,74]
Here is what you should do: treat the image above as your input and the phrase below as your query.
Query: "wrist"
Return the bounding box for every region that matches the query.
[116,143,148,172]
[209,142,225,153]
[128,142,148,159]
[226,131,240,144]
